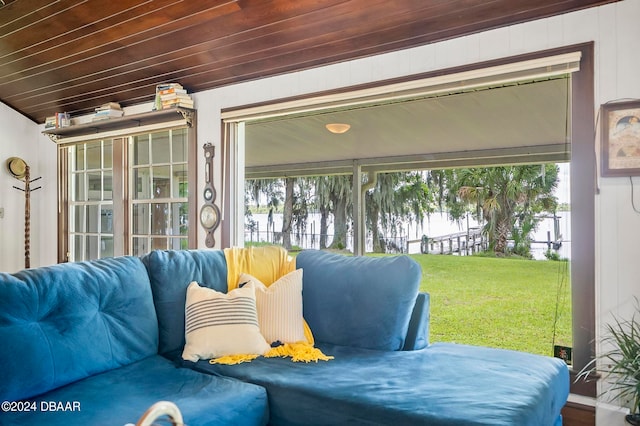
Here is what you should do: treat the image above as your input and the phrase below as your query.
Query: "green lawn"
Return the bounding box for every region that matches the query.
[408,254,572,357]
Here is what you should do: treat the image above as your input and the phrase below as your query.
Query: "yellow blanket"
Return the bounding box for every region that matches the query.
[225,245,296,292]
[212,246,332,365]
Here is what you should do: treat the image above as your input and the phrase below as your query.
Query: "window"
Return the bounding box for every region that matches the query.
[59,122,196,262]
[223,44,595,396]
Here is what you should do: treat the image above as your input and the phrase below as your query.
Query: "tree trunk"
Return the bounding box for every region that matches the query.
[319,205,329,249]
[371,206,383,253]
[494,218,510,254]
[330,194,348,250]
[282,178,294,249]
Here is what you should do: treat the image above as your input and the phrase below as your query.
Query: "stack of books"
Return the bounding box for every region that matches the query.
[44,112,71,129]
[154,83,194,110]
[93,102,124,121]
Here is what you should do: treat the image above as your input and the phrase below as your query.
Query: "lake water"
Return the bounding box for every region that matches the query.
[245,210,572,260]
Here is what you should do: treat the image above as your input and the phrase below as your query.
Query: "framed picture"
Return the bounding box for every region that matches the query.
[601,100,640,177]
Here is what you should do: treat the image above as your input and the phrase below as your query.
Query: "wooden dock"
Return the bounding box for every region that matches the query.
[412,229,487,255]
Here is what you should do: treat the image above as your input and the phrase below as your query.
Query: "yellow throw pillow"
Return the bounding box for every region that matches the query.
[239,269,306,345]
[182,282,270,362]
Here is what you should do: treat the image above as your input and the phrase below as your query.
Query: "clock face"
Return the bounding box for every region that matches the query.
[199,204,219,230]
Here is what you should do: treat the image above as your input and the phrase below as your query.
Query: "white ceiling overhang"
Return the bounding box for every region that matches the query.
[222,52,581,178]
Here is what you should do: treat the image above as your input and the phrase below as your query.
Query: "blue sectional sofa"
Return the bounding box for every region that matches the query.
[0,249,569,425]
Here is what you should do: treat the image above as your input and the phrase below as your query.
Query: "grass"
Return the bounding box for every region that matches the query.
[408,254,572,357]
[265,244,571,357]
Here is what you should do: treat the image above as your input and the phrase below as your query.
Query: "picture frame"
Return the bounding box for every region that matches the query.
[601,100,640,177]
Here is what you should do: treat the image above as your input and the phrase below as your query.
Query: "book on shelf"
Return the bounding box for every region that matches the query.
[160,92,191,101]
[95,102,122,112]
[92,101,124,121]
[44,116,57,129]
[161,100,194,109]
[46,112,70,128]
[157,87,187,96]
[154,82,194,110]
[92,109,124,121]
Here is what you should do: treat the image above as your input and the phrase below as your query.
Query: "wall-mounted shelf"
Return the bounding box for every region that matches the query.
[42,107,195,142]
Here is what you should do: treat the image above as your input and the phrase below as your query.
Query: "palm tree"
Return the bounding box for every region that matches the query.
[436,164,558,256]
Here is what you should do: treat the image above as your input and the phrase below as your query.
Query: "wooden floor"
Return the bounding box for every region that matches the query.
[562,401,595,426]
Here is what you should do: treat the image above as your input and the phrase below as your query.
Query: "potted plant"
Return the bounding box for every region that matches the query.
[577,301,640,425]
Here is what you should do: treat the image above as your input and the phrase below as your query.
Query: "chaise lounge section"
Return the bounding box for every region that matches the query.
[145,248,570,426]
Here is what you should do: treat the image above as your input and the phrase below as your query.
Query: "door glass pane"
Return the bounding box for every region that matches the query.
[151,237,167,250]
[101,236,113,258]
[172,164,188,198]
[87,172,102,201]
[74,235,83,260]
[151,203,169,235]
[133,134,150,165]
[103,140,113,168]
[132,203,149,234]
[152,131,171,164]
[101,205,113,234]
[169,238,185,250]
[133,167,151,199]
[74,173,86,201]
[87,204,99,233]
[172,202,188,236]
[153,166,171,198]
[172,129,187,162]
[87,142,101,170]
[73,205,85,232]
[86,236,99,260]
[74,145,85,171]
[132,237,149,257]
[103,171,113,201]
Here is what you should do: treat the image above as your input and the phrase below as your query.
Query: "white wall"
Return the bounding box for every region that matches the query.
[0,103,56,272]
[1,0,638,421]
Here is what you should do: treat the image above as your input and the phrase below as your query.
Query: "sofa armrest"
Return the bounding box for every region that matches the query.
[403,292,430,350]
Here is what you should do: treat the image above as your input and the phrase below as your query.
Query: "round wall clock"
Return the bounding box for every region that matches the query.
[200,204,220,230]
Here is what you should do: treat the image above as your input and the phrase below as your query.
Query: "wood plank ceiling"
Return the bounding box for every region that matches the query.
[0,0,618,124]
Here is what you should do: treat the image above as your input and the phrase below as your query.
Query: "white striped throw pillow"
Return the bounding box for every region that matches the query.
[239,269,306,344]
[181,281,270,362]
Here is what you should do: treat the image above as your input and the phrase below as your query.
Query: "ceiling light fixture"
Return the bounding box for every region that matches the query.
[325,123,351,134]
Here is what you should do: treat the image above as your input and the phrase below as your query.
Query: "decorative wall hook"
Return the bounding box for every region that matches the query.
[5,157,41,269]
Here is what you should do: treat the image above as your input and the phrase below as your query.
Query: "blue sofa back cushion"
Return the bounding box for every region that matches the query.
[295,250,422,351]
[0,256,158,402]
[142,249,228,358]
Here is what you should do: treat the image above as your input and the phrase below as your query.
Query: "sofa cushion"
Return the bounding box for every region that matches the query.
[240,269,306,344]
[295,250,421,350]
[194,342,569,426]
[0,256,157,402]
[1,355,269,426]
[142,249,228,358]
[403,292,430,350]
[182,282,270,361]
